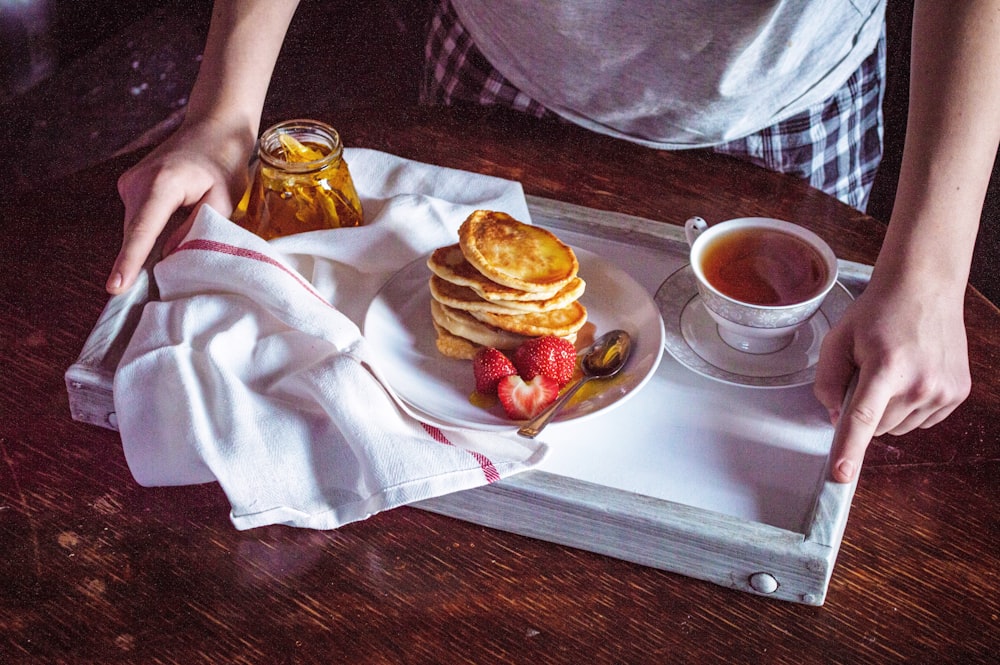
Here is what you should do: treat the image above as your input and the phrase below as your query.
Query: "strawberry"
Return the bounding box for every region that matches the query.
[472,347,517,395]
[496,374,560,420]
[512,335,577,387]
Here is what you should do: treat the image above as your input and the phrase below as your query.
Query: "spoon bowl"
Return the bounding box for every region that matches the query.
[518,329,632,438]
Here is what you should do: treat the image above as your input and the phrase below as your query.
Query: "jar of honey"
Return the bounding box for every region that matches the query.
[235,119,364,239]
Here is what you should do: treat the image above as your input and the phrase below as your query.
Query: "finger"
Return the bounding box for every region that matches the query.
[875,369,970,436]
[162,187,239,256]
[885,401,959,436]
[875,386,941,435]
[200,183,238,220]
[917,403,958,430]
[107,189,185,294]
[163,208,199,256]
[829,371,893,483]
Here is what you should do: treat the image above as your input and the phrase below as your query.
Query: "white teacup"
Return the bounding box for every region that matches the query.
[684,216,839,354]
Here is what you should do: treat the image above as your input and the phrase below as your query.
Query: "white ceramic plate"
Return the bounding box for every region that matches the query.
[364,248,665,431]
[654,264,854,388]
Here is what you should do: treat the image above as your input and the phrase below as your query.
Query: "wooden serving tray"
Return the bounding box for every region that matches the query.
[66,195,871,605]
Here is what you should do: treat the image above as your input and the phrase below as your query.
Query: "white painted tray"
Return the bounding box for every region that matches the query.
[66,195,870,604]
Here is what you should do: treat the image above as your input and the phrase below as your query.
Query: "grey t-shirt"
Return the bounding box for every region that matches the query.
[450,0,885,148]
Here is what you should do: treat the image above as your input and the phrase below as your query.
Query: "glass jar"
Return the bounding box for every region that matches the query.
[235,119,364,239]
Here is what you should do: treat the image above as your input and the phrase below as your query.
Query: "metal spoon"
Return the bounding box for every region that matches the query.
[518,329,633,439]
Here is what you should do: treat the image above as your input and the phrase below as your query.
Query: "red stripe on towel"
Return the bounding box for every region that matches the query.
[420,423,501,484]
[173,239,332,307]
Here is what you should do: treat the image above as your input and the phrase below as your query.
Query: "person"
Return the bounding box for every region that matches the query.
[106,0,1000,484]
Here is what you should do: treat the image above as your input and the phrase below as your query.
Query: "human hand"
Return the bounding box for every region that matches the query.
[106,117,256,294]
[813,274,971,483]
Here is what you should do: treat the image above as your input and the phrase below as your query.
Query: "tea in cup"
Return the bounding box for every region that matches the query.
[684,216,838,354]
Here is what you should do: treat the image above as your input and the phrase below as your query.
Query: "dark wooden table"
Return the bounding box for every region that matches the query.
[2,106,997,664]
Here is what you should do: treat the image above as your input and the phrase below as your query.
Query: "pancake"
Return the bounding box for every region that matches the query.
[429,274,586,314]
[429,299,532,350]
[428,210,585,359]
[432,322,577,360]
[432,322,482,360]
[458,210,579,293]
[468,300,588,338]
[427,244,563,302]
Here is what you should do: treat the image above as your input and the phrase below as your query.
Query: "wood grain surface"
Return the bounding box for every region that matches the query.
[2,106,998,664]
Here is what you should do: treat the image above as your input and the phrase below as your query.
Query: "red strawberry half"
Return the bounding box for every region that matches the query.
[472,347,517,395]
[496,374,559,420]
[512,335,577,387]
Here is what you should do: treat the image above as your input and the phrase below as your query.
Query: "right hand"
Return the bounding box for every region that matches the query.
[106,117,257,294]
[814,264,971,483]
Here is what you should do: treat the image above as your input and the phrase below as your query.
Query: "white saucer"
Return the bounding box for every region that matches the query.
[653,265,854,388]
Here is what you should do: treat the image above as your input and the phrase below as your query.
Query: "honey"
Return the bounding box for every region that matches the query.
[235,119,363,239]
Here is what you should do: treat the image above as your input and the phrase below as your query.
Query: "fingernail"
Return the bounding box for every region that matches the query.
[828,409,840,426]
[836,459,855,482]
[107,272,123,290]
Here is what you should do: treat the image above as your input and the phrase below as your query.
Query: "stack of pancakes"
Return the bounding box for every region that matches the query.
[429,210,588,359]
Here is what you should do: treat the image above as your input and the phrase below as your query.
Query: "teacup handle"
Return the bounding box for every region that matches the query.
[684,216,708,247]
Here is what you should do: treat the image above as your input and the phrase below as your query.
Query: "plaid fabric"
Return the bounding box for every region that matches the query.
[420,0,886,211]
[420,0,557,119]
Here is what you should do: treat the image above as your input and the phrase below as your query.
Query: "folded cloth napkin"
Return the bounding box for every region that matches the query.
[114,148,546,531]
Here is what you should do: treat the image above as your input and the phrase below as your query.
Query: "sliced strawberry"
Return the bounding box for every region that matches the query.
[496,374,559,420]
[472,346,517,395]
[512,335,577,387]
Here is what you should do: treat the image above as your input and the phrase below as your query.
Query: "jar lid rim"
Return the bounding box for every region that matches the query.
[258,119,343,171]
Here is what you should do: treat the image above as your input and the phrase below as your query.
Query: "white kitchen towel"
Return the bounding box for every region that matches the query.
[114,148,545,531]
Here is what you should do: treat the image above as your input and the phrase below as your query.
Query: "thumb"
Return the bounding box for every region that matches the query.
[813,324,856,426]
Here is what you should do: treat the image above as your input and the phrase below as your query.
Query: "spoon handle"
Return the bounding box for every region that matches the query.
[517,376,592,439]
